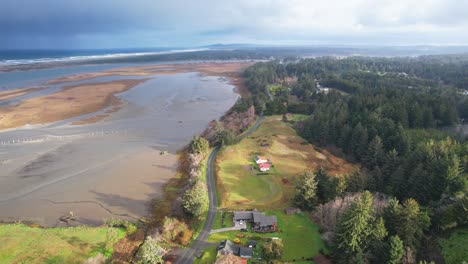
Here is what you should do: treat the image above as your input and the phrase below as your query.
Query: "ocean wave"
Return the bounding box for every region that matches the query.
[0,48,208,66]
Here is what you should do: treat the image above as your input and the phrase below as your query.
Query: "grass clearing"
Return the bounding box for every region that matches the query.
[207,211,327,262]
[438,228,468,264]
[0,224,125,264]
[216,116,357,209]
[194,245,217,264]
[213,211,234,230]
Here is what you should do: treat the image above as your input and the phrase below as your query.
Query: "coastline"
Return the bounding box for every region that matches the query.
[0,79,148,130]
[0,62,253,131]
[0,61,254,263]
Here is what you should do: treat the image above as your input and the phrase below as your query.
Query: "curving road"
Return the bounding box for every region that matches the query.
[175,116,264,264]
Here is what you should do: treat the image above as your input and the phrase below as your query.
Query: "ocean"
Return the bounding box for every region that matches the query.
[0,48,206,66]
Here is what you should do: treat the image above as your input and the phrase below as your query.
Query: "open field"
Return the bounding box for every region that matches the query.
[0,224,126,264]
[438,228,468,264]
[216,115,357,209]
[0,79,146,130]
[206,210,327,262]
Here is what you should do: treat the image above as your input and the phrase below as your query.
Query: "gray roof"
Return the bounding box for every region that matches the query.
[253,212,277,227]
[218,240,239,255]
[234,211,277,227]
[247,240,257,247]
[239,247,253,258]
[233,211,253,221]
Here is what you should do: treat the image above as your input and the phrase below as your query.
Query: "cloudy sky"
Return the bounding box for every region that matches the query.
[1,0,467,49]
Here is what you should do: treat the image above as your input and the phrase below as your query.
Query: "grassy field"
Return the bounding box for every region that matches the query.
[194,245,217,264]
[216,116,357,209]
[0,224,126,264]
[438,228,468,264]
[207,210,327,262]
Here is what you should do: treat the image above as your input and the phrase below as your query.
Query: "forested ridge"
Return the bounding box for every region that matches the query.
[242,55,468,264]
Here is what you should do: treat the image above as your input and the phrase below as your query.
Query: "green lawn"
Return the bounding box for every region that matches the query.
[194,245,217,264]
[438,228,468,264]
[287,114,310,123]
[0,224,126,264]
[213,211,234,230]
[216,116,356,209]
[207,211,327,262]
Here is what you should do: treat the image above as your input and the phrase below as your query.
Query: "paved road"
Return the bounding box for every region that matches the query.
[175,116,264,264]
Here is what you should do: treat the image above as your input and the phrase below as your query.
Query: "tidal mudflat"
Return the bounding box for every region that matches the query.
[0,63,247,226]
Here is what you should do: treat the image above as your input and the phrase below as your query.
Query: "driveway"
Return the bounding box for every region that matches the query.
[175,116,264,264]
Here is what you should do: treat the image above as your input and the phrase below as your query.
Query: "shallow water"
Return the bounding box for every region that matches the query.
[0,70,238,226]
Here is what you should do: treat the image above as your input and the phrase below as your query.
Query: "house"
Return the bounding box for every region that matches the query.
[217,240,253,259]
[233,211,278,232]
[254,155,268,164]
[215,254,247,264]
[217,240,239,256]
[239,247,253,259]
[285,207,301,215]
[258,162,271,172]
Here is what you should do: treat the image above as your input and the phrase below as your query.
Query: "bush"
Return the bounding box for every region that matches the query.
[134,236,165,264]
[161,217,193,246]
[189,136,209,155]
[182,180,208,217]
[263,239,283,261]
[105,218,138,235]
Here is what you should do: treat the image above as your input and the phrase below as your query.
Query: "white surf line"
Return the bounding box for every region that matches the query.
[0,149,137,203]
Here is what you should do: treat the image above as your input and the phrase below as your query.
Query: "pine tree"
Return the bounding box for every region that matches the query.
[365,136,385,169]
[294,171,318,210]
[336,191,378,255]
[387,235,404,264]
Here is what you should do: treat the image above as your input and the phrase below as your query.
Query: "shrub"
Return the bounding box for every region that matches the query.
[134,236,165,264]
[105,218,138,235]
[161,217,193,246]
[263,239,283,260]
[182,180,208,217]
[189,136,209,155]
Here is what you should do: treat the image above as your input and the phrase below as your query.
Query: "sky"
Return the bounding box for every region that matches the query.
[1,0,468,49]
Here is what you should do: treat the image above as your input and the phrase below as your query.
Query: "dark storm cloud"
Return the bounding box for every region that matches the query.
[0,0,467,48]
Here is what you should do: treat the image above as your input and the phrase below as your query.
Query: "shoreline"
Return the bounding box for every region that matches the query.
[0,62,251,228]
[0,87,45,101]
[0,62,253,131]
[0,79,148,130]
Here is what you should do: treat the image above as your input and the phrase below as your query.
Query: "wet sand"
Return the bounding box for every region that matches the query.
[46,62,252,84]
[0,65,242,226]
[0,79,147,130]
[0,87,44,101]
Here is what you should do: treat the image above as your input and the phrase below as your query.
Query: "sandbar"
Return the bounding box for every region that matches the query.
[0,79,147,130]
[0,87,44,101]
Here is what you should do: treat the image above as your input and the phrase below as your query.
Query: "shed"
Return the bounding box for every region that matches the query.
[239,247,253,259]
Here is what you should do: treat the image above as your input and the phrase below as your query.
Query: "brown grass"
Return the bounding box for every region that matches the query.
[110,229,145,264]
[216,116,358,210]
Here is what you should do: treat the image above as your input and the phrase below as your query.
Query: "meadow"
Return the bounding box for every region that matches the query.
[0,224,126,264]
[215,115,356,209]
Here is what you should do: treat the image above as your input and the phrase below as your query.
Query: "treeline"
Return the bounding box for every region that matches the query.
[244,57,468,263]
